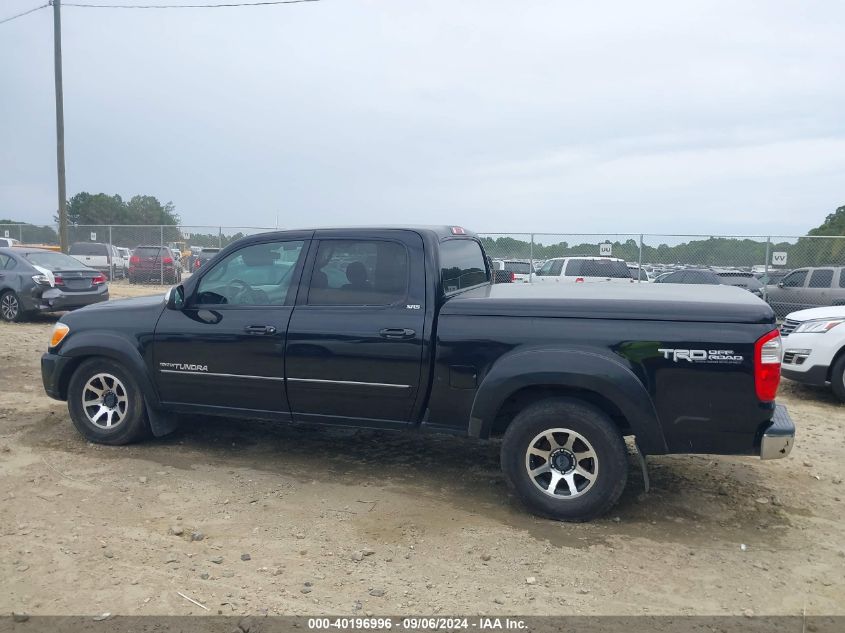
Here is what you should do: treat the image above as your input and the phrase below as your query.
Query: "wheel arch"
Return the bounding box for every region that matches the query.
[469,348,668,454]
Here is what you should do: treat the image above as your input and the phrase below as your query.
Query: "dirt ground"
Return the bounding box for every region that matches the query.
[1,280,843,617]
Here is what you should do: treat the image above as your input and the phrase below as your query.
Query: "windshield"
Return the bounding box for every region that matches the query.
[25,251,87,271]
[503,261,532,274]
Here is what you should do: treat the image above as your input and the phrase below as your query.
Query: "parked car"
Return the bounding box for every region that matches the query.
[117,248,132,277]
[765,267,845,318]
[655,268,763,296]
[0,247,108,322]
[491,259,532,283]
[0,237,21,248]
[41,226,793,522]
[780,306,845,401]
[627,264,651,282]
[532,256,633,284]
[68,242,126,280]
[128,246,182,284]
[192,247,220,272]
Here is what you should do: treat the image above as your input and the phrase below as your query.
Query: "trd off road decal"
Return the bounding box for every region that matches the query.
[159,362,209,372]
[657,348,744,364]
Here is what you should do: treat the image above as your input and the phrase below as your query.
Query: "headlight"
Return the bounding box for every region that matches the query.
[793,318,845,334]
[49,323,70,348]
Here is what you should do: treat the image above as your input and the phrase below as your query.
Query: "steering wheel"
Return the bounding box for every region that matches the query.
[224,279,256,305]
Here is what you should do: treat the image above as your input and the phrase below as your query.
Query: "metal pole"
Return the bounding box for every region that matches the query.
[638,234,644,283]
[53,0,69,254]
[160,225,164,284]
[108,225,113,280]
[763,236,771,302]
[19,224,24,243]
[529,233,534,283]
[218,226,222,248]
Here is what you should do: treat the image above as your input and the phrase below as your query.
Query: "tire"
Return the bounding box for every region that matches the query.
[129,275,136,285]
[500,397,628,522]
[67,357,151,445]
[831,354,845,403]
[0,290,26,322]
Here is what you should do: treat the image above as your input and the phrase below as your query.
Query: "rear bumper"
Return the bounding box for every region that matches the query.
[760,404,795,460]
[33,286,109,312]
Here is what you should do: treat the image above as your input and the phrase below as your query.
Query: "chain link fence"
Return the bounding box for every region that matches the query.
[2,224,845,316]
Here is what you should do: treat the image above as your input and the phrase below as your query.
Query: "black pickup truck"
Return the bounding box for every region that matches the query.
[41,226,795,521]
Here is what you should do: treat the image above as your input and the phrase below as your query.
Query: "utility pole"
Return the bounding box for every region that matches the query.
[52,0,68,253]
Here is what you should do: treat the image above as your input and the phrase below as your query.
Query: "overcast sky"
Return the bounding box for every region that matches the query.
[1,0,844,235]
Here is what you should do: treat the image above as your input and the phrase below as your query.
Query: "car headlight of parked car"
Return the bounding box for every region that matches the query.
[793,318,845,333]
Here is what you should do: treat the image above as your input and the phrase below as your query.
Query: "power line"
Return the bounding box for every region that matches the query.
[0,3,50,25]
[60,0,319,8]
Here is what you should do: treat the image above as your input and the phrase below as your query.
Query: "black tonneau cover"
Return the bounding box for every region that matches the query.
[441,282,775,324]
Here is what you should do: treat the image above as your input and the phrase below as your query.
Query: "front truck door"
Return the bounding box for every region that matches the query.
[153,235,309,418]
[285,230,426,427]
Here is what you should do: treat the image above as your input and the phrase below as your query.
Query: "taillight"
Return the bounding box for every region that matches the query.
[92,274,107,285]
[754,329,781,401]
[53,275,64,286]
[194,259,200,268]
[509,271,515,282]
[575,277,585,283]
[162,257,173,265]
[130,256,140,264]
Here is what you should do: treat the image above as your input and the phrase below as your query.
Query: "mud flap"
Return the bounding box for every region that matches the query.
[635,440,650,493]
[145,399,179,437]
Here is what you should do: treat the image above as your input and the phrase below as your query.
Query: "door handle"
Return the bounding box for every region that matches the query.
[244,325,277,335]
[379,328,416,339]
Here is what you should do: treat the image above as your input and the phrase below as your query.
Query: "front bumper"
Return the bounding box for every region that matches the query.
[760,404,795,460]
[41,351,72,400]
[782,364,828,386]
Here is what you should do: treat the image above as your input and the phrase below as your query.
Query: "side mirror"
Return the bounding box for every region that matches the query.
[166,284,186,310]
[777,282,785,288]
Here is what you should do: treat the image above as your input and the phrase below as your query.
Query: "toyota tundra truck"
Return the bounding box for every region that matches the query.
[41,226,795,521]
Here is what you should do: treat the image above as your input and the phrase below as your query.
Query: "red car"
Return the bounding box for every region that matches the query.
[128,246,182,284]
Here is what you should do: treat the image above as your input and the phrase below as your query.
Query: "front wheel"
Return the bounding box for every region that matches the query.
[830,354,845,403]
[67,358,150,445]
[500,398,628,521]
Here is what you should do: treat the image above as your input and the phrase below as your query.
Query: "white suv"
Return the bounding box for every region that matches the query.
[780,306,845,401]
[491,259,532,283]
[532,256,633,284]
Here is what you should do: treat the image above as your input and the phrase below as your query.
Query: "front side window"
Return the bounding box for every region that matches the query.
[440,239,488,293]
[781,270,808,288]
[308,240,409,306]
[537,259,563,276]
[809,269,833,288]
[196,240,305,306]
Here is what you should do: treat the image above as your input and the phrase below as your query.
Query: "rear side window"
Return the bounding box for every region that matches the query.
[565,259,631,279]
[69,243,107,256]
[440,239,488,293]
[537,260,564,276]
[309,240,409,306]
[809,269,833,288]
[782,270,807,287]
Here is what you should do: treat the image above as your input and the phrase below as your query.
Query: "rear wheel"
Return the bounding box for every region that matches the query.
[0,290,26,322]
[500,398,628,521]
[67,358,150,445]
[831,354,845,403]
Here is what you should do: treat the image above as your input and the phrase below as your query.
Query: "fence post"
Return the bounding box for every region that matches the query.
[638,234,644,283]
[160,225,164,285]
[108,225,114,280]
[19,224,23,243]
[763,236,771,302]
[218,227,223,248]
[529,233,534,282]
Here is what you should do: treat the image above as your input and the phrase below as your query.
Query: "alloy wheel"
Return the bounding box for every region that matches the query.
[524,428,599,499]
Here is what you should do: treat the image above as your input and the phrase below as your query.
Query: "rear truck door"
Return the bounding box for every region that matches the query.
[285,229,426,427]
[152,234,310,417]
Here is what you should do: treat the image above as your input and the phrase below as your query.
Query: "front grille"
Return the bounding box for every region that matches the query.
[780,319,800,336]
